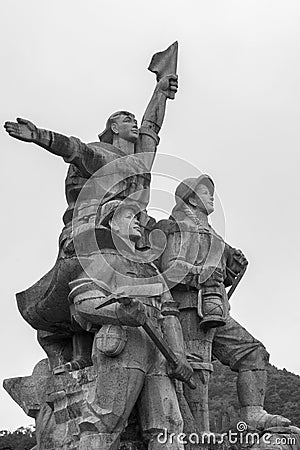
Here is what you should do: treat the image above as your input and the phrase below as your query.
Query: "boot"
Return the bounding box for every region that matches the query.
[238,369,291,430]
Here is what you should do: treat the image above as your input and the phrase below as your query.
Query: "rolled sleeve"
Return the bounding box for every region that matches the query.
[135,126,160,171]
[63,137,106,176]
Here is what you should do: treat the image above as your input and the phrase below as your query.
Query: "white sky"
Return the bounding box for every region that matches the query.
[1,0,299,431]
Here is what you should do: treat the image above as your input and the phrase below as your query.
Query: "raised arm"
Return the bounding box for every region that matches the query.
[135,76,178,171]
[141,75,178,135]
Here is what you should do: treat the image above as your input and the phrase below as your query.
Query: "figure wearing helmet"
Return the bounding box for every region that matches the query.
[67,199,193,449]
[158,174,292,432]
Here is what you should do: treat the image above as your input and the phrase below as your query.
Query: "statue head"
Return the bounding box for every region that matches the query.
[98,111,139,146]
[99,200,142,242]
[174,175,215,215]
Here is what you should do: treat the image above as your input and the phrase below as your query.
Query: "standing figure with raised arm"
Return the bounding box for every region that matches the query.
[4,42,178,373]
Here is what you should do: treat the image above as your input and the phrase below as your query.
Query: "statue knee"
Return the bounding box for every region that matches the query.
[236,345,270,372]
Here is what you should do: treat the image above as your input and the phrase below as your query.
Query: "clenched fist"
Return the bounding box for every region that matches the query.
[116,298,147,327]
[233,249,248,268]
[168,357,194,386]
[156,74,178,99]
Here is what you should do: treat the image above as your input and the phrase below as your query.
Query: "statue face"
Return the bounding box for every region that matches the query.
[110,207,142,242]
[111,114,139,144]
[192,183,214,215]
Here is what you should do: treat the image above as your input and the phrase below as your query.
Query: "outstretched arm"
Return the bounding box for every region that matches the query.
[4,118,106,175]
[4,118,74,159]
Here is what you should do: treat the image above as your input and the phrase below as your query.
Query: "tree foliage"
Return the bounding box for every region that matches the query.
[209,362,300,431]
[0,426,36,450]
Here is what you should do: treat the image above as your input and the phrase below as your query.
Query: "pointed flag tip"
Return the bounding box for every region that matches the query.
[148,42,179,79]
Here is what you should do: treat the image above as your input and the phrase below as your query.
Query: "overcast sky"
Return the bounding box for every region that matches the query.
[1,0,300,431]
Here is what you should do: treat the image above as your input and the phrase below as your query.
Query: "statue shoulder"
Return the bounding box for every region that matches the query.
[87,141,126,157]
[155,218,198,235]
[155,219,179,235]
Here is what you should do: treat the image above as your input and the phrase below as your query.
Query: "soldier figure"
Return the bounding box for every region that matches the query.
[4,69,177,372]
[159,174,292,431]
[68,200,193,449]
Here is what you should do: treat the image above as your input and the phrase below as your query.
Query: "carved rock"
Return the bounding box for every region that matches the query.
[4,361,299,449]
[4,361,146,449]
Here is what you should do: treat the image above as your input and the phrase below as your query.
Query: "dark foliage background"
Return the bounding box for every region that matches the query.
[209,362,300,431]
[0,427,36,450]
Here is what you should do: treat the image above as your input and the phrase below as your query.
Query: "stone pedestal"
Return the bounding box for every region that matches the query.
[3,360,146,449]
[3,360,300,450]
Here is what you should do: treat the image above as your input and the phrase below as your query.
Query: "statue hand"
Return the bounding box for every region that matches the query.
[156,74,178,98]
[4,117,38,143]
[117,298,147,327]
[233,249,248,268]
[168,357,194,384]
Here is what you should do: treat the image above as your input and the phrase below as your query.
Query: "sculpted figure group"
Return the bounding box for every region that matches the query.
[4,43,297,449]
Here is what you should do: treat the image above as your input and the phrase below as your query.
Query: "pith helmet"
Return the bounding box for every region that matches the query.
[97,199,141,227]
[98,111,135,144]
[175,174,215,204]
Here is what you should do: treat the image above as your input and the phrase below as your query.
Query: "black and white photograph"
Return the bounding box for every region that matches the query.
[1,1,300,449]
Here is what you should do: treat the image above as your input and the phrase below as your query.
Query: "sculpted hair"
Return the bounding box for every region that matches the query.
[109,111,135,126]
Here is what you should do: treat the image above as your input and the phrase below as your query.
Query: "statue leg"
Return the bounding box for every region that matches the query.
[37,329,72,370]
[35,254,94,373]
[213,316,291,430]
[53,331,94,373]
[179,308,214,432]
[138,349,184,450]
[78,327,149,449]
[183,370,210,433]
[78,364,145,449]
[237,350,291,429]
[72,331,93,367]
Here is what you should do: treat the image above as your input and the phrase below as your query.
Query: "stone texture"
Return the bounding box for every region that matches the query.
[3,359,51,418]
[4,43,299,450]
[5,361,300,449]
[4,363,146,449]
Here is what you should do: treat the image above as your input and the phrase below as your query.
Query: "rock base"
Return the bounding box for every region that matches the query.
[3,360,300,449]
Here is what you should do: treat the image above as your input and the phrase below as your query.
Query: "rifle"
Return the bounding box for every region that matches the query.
[227,262,248,300]
[96,283,195,390]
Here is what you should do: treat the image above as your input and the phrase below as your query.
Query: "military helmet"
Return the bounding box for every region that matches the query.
[97,199,141,227]
[175,174,215,204]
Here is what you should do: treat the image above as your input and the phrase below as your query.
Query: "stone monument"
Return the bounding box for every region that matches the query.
[3,43,300,450]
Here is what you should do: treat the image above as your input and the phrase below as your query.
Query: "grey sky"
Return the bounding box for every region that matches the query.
[1,0,299,431]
